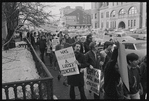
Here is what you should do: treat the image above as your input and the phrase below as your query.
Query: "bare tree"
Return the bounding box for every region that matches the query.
[2,2,55,50]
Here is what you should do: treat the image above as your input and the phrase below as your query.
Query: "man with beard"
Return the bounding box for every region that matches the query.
[67,42,87,99]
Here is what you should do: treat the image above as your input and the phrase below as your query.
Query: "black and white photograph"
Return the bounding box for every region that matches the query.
[2,2,147,99]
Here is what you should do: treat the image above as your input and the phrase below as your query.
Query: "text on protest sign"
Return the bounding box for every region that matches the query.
[84,68,101,96]
[55,46,79,76]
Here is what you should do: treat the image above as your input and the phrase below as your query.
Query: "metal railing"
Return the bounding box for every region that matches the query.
[2,38,53,100]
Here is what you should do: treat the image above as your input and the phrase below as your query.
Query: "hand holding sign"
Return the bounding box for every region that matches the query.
[74,60,81,66]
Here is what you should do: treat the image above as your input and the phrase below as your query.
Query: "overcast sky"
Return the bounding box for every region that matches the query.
[42,2,91,20]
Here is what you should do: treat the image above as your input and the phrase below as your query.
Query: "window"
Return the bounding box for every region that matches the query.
[117,2,118,5]
[131,20,133,27]
[110,10,116,17]
[110,22,112,28]
[124,43,135,50]
[113,2,114,6]
[134,19,136,26]
[106,12,109,18]
[95,23,98,28]
[128,6,137,15]
[101,12,103,18]
[119,9,125,18]
[95,13,97,19]
[115,21,116,28]
[107,2,109,6]
[128,20,130,26]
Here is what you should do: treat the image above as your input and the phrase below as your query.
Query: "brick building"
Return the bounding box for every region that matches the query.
[59,6,91,29]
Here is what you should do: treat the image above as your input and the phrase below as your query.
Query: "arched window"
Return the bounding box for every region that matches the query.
[110,10,116,17]
[128,6,137,15]
[119,8,125,18]
[119,9,125,15]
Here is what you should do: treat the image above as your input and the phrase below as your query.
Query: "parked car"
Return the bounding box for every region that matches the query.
[112,31,136,42]
[136,34,147,40]
[122,40,146,59]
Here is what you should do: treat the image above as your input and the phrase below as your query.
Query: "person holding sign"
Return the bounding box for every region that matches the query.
[104,41,125,99]
[54,37,70,86]
[84,41,102,99]
[67,42,87,99]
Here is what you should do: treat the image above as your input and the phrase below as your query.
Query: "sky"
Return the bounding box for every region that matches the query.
[42,2,91,20]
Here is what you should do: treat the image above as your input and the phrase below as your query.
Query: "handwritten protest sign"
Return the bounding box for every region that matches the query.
[55,46,79,76]
[117,42,130,91]
[84,68,101,95]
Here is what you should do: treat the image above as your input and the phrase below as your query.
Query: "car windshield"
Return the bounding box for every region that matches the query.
[135,42,146,50]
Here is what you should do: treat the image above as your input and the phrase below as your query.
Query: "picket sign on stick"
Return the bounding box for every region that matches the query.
[84,68,101,96]
[117,42,130,91]
[55,46,79,76]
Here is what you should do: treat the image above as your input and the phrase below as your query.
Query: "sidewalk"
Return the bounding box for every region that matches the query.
[35,48,94,99]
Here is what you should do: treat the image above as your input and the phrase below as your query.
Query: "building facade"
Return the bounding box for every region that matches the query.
[91,2,147,30]
[59,6,91,29]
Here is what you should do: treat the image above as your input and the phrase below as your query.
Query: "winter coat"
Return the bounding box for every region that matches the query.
[104,48,124,99]
[67,52,87,86]
[85,50,101,70]
[65,37,73,44]
[39,39,46,49]
[84,41,91,53]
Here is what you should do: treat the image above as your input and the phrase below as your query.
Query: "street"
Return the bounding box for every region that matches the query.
[35,48,94,99]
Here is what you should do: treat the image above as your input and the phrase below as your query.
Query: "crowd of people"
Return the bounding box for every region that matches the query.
[25,30,147,99]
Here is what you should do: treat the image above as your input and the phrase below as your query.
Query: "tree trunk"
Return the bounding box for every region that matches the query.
[3,3,19,50]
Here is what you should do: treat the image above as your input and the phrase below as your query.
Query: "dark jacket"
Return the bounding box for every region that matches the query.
[85,50,101,70]
[84,41,91,53]
[39,39,46,49]
[67,52,87,86]
[139,61,147,93]
[102,50,113,72]
[126,65,141,94]
[104,48,124,99]
[65,37,73,44]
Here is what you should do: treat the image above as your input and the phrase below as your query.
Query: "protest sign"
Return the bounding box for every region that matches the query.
[84,68,101,95]
[117,43,130,91]
[55,46,79,76]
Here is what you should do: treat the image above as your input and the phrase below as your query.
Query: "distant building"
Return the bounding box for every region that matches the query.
[59,6,91,29]
[91,2,147,30]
